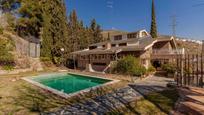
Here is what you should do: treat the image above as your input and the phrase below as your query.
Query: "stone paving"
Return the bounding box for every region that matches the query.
[129,76,174,95]
[44,76,173,115]
[44,87,142,115]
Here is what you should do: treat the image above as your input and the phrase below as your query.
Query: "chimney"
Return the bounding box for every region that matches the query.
[105,42,111,50]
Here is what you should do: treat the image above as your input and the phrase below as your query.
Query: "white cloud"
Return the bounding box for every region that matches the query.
[106,0,114,9]
[107,5,113,8]
[111,27,116,30]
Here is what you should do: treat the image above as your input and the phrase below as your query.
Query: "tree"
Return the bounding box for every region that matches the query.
[68,10,80,52]
[40,0,69,64]
[90,19,103,43]
[16,0,43,38]
[111,55,146,76]
[67,10,92,52]
[0,38,14,66]
[150,0,158,38]
[0,0,20,13]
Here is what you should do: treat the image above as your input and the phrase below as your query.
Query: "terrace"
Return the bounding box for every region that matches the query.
[151,49,184,60]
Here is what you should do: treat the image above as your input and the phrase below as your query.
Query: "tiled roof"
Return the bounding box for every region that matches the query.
[72,36,155,55]
[89,36,152,46]
[71,46,144,55]
[71,35,176,55]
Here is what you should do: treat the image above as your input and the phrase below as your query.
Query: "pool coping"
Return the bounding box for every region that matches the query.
[22,72,120,99]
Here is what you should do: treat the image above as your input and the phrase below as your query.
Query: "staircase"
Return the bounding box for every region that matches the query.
[176,87,204,115]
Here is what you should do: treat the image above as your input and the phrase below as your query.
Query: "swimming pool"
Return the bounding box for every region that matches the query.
[23,73,118,98]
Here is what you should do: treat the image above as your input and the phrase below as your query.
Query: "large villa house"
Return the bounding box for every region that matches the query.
[71,30,181,72]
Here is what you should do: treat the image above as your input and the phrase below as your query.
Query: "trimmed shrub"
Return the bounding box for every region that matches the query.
[162,63,176,74]
[112,55,146,76]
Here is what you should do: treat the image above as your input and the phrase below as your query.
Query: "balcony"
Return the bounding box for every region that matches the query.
[151,49,185,59]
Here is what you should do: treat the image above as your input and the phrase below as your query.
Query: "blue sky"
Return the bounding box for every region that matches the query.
[65,0,204,40]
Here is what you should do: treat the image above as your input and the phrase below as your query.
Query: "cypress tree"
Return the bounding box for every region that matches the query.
[150,0,158,38]
[40,0,69,64]
[40,0,52,59]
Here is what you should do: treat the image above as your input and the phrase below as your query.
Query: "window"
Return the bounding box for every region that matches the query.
[80,56,86,60]
[142,32,147,37]
[114,35,122,40]
[127,33,136,39]
[119,43,127,46]
[94,55,97,59]
[89,46,97,50]
[111,44,116,47]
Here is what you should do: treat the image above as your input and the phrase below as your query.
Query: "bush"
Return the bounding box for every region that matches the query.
[112,55,146,76]
[2,65,14,71]
[40,57,51,62]
[5,13,16,31]
[162,63,176,74]
[0,38,15,66]
[0,26,4,35]
[147,66,156,73]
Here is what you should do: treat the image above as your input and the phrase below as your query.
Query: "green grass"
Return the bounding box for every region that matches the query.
[108,88,179,115]
[107,98,166,115]
[145,88,179,114]
[0,71,127,114]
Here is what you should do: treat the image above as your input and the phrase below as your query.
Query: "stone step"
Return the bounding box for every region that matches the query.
[186,95,204,105]
[181,102,204,115]
[189,87,204,95]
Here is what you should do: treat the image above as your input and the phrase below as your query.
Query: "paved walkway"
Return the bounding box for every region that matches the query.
[45,76,173,115]
[130,76,173,95]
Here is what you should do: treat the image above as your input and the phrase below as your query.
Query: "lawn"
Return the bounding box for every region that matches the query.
[108,88,179,115]
[0,71,128,114]
[145,88,179,114]
[0,71,179,115]
[108,98,166,115]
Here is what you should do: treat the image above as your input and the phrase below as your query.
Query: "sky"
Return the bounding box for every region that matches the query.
[65,0,204,40]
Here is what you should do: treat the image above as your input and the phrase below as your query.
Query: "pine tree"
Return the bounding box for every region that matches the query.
[68,10,80,52]
[150,0,158,38]
[16,0,43,37]
[90,19,103,43]
[0,0,19,13]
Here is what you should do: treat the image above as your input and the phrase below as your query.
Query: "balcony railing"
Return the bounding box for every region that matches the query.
[152,49,185,55]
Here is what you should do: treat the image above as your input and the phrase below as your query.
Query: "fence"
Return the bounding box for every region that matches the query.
[5,32,40,58]
[176,54,204,87]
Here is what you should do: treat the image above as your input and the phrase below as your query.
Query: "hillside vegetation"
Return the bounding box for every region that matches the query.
[176,39,202,54]
[0,0,106,65]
